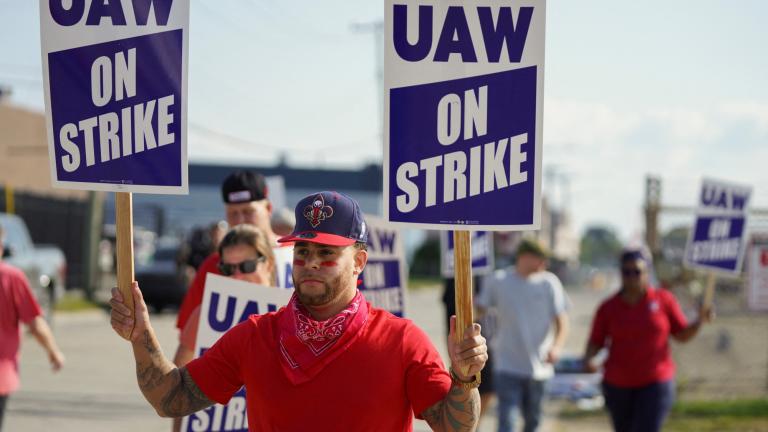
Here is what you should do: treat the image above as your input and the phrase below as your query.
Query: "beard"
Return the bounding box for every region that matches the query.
[293,272,346,307]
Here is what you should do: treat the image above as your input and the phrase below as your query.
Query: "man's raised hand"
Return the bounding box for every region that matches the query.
[110,281,151,342]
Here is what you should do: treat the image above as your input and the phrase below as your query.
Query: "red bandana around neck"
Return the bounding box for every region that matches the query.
[277,290,369,385]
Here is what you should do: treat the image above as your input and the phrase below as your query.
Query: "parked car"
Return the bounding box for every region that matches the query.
[135,237,187,312]
[0,213,67,317]
[547,355,604,409]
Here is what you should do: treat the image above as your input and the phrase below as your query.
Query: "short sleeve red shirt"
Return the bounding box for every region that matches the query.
[0,262,43,394]
[176,253,220,330]
[186,306,452,431]
[588,286,688,388]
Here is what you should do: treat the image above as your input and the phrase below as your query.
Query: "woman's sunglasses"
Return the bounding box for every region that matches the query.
[621,268,643,277]
[218,256,265,276]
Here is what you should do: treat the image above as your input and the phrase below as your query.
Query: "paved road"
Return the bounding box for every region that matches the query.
[7,285,609,432]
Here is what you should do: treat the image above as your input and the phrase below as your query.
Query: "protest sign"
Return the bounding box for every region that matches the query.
[684,178,752,274]
[359,215,408,317]
[441,230,494,277]
[181,274,293,432]
[273,246,295,290]
[40,0,190,330]
[263,215,406,315]
[384,0,545,379]
[40,0,189,193]
[747,245,768,311]
[384,0,545,231]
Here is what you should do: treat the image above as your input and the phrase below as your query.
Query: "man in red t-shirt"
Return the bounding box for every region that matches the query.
[111,191,488,431]
[175,170,279,332]
[0,225,65,430]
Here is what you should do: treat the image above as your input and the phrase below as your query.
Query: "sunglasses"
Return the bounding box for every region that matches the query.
[218,256,265,276]
[621,268,643,277]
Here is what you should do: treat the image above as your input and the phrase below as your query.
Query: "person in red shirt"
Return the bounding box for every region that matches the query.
[173,224,277,367]
[110,191,488,431]
[171,224,277,432]
[0,225,65,430]
[583,248,713,432]
[175,170,279,333]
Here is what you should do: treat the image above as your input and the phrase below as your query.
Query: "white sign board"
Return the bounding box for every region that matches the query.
[684,178,752,274]
[273,245,295,290]
[40,0,189,193]
[181,274,293,432]
[384,0,545,230]
[747,245,768,311]
[440,230,494,277]
[360,215,408,316]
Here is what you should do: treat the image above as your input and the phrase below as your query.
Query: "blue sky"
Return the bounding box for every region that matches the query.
[1,0,766,241]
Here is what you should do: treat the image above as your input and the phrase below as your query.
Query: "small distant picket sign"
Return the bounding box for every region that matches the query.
[747,245,768,312]
[684,178,752,274]
[440,231,494,278]
[359,215,408,317]
[273,246,295,290]
[384,0,545,230]
[181,274,293,432]
[40,0,189,193]
[273,215,407,315]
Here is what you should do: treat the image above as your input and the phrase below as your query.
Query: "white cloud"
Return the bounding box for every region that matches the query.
[544,98,768,241]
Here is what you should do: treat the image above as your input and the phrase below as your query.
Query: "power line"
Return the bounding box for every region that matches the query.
[189,122,378,154]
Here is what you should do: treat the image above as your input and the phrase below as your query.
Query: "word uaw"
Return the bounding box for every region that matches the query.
[59,47,175,173]
[395,133,528,213]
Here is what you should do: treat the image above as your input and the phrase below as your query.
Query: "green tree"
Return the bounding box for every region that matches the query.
[580,225,622,268]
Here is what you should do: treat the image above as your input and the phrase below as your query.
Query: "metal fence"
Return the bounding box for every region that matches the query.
[0,188,89,290]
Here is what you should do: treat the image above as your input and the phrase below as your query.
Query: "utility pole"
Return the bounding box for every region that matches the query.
[644,175,662,259]
[350,20,384,146]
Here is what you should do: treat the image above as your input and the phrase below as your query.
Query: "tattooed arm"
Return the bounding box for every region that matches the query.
[422,316,487,432]
[111,283,214,417]
[421,386,480,431]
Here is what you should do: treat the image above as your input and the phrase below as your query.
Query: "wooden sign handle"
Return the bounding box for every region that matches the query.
[115,192,135,338]
[702,271,716,310]
[453,230,480,381]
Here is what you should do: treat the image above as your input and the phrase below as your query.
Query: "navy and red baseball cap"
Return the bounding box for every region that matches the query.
[278,191,367,247]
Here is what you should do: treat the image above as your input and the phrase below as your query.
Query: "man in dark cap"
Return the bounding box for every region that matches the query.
[175,170,279,332]
[110,191,488,431]
[476,238,569,432]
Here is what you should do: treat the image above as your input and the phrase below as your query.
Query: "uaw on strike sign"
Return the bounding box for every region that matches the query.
[358,215,408,317]
[385,0,544,230]
[275,215,408,316]
[182,275,293,432]
[684,178,752,274]
[40,0,189,193]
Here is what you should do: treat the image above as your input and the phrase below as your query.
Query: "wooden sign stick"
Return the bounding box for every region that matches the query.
[702,271,717,310]
[453,230,480,381]
[115,192,135,338]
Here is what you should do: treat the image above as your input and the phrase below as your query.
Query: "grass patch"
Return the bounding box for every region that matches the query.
[666,399,768,432]
[672,398,768,418]
[559,398,768,432]
[665,417,768,432]
[408,277,442,290]
[54,293,100,312]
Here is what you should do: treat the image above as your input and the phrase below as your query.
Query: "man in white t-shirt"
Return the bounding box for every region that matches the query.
[476,238,569,432]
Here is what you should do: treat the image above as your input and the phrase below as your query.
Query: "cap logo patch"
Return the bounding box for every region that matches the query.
[228,190,252,203]
[303,194,334,228]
